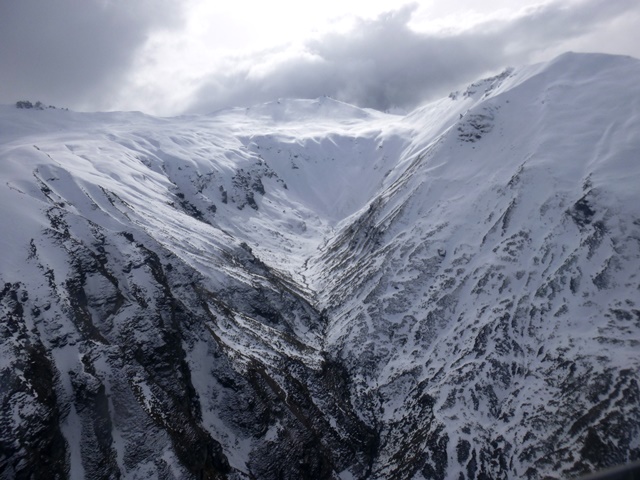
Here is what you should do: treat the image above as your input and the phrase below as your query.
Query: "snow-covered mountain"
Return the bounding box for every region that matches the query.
[1,52,639,479]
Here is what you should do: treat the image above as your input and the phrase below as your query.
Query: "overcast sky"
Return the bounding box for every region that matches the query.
[1,0,639,115]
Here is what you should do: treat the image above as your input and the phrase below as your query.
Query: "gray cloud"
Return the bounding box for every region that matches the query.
[188,0,640,113]
[0,0,183,109]
[1,0,637,114]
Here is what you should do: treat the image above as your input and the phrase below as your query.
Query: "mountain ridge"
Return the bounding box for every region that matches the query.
[1,52,639,479]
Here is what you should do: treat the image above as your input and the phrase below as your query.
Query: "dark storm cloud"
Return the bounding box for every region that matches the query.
[188,0,640,113]
[0,0,183,108]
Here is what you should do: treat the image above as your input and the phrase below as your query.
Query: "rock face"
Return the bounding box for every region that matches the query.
[1,52,640,479]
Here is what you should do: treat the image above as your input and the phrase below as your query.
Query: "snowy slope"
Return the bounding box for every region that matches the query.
[1,52,639,479]
[310,52,640,479]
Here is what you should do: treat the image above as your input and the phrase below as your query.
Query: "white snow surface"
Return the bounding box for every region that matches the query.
[1,52,640,479]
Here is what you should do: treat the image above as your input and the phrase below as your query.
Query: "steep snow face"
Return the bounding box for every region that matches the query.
[1,52,639,479]
[0,95,410,479]
[311,52,640,479]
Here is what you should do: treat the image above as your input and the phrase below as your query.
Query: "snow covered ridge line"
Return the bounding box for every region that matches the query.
[1,52,640,479]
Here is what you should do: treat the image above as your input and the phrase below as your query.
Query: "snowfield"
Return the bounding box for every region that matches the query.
[1,52,639,479]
